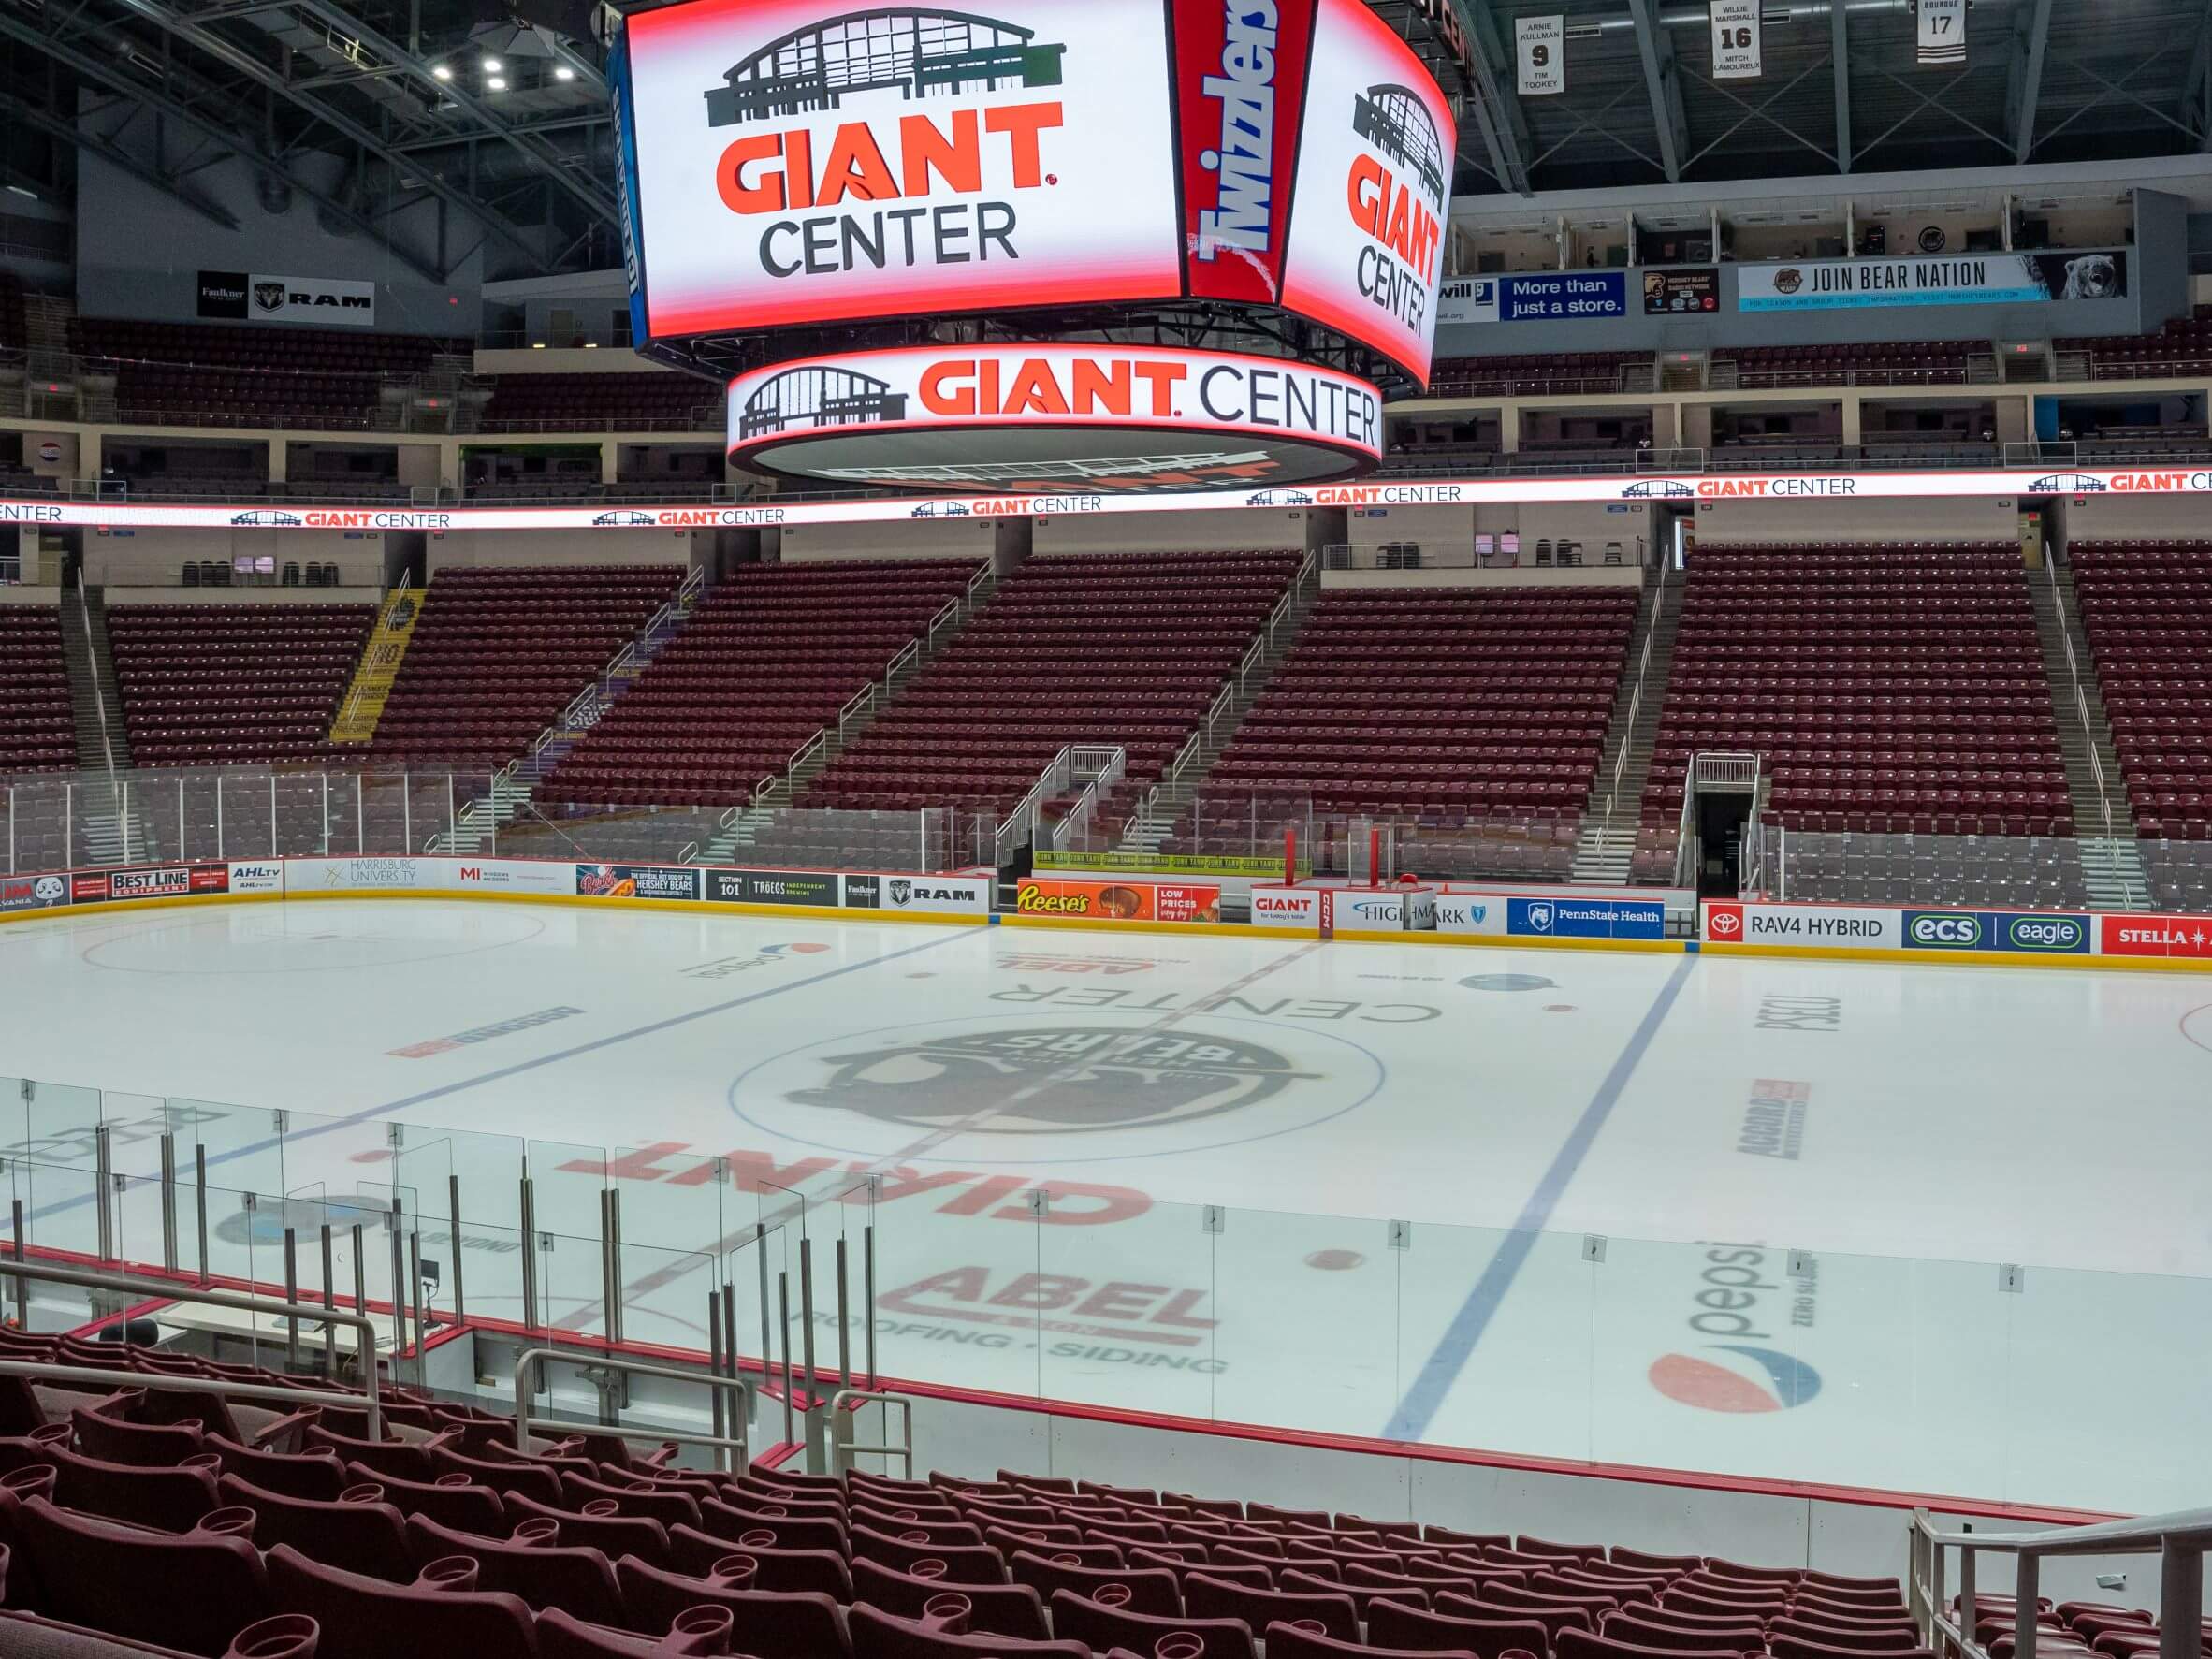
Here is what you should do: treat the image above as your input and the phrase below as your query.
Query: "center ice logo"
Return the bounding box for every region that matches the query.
[1649,1345,1822,1413]
[789,1026,1317,1135]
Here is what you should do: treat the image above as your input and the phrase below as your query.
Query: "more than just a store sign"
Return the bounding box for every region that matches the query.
[614,0,1454,384]
[15,463,2212,536]
[1739,251,2126,313]
[724,343,1384,493]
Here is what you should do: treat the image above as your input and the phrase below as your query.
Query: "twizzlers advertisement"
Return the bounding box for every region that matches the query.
[617,0,1184,336]
[1176,0,1454,383]
[1274,0,1455,383]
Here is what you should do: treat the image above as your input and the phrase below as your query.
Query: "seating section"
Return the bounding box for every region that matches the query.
[1187,589,1637,872]
[70,318,452,374]
[68,320,454,429]
[0,1337,1957,1659]
[108,603,376,768]
[540,560,979,811]
[478,374,714,432]
[1714,341,1974,386]
[0,608,75,775]
[1430,353,1646,398]
[2057,306,2212,379]
[1756,835,2091,911]
[1648,544,2071,837]
[2068,540,2212,840]
[368,565,685,765]
[807,552,1300,819]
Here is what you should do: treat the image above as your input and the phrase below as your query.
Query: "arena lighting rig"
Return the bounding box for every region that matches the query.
[611,0,1457,493]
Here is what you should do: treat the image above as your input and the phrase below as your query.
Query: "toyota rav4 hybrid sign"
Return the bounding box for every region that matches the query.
[614,0,1455,384]
[724,342,1382,489]
[617,0,1184,337]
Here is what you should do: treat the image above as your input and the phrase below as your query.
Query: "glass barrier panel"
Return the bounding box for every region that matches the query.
[15,1156,100,1265]
[536,1228,609,1349]
[1394,1219,1595,1463]
[1037,1193,1213,1421]
[527,1140,609,1260]
[860,1162,1041,1403]
[1212,1206,1400,1435]
[2003,1259,2212,1514]
[614,1240,719,1355]
[168,1095,287,1234]
[322,773,365,858]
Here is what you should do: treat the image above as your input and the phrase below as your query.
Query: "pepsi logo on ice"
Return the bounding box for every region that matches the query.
[1648,1246,1822,1415]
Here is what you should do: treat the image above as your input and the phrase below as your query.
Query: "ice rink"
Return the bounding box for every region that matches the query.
[3,896,2207,1515]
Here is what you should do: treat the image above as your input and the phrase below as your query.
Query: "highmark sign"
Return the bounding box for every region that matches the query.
[7,465,2208,536]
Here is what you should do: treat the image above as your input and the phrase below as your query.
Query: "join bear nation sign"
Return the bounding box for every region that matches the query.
[615,0,1455,384]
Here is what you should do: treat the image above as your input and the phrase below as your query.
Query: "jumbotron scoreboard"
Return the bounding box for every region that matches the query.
[611,0,1457,492]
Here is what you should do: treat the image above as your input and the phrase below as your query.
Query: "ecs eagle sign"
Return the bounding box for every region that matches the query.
[616,0,1184,337]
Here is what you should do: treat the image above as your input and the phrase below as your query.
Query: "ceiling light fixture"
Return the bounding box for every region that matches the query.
[481,55,502,72]
[554,64,575,81]
[487,74,507,90]
[431,62,452,80]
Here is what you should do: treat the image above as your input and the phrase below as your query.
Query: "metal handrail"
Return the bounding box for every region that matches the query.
[1909,1506,2207,1659]
[337,571,414,733]
[2044,559,2118,841]
[828,1387,915,1479]
[0,1259,383,1434]
[513,1346,753,1474]
[1605,560,1666,822]
[75,581,116,780]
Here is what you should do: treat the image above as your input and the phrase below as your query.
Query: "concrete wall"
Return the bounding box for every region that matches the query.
[1691,495,2020,543]
[2055,494,2212,540]
[104,585,384,606]
[85,527,387,588]
[1324,566,1645,590]
[779,520,995,562]
[426,530,694,571]
[1032,511,1311,556]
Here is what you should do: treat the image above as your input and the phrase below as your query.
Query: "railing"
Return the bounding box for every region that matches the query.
[513,1346,753,1472]
[2043,558,2119,842]
[74,580,115,779]
[1049,746,1128,854]
[1910,1506,2208,1659]
[1603,561,1668,821]
[0,1260,383,1435]
[335,571,414,735]
[995,745,1073,866]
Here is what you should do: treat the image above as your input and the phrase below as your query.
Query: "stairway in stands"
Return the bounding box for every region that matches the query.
[57,583,141,863]
[1569,571,1681,883]
[328,578,423,744]
[2030,563,2148,909]
[1113,554,1322,857]
[700,562,1003,866]
[436,567,709,853]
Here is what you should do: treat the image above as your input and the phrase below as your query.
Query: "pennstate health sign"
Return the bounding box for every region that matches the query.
[616,0,1454,385]
[618,0,1181,338]
[724,343,1383,490]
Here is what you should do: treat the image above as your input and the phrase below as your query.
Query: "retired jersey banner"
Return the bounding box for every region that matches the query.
[1739,251,2126,312]
[618,0,1183,336]
[1917,0,1966,64]
[1710,0,1761,78]
[1516,14,1564,95]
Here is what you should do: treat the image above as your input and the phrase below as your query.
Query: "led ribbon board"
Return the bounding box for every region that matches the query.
[722,342,1385,493]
